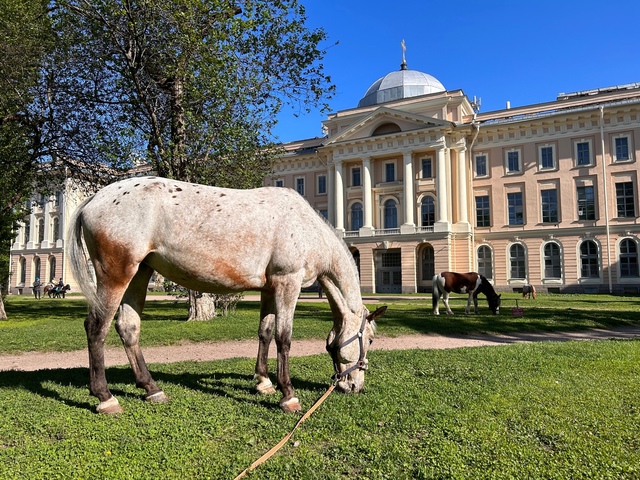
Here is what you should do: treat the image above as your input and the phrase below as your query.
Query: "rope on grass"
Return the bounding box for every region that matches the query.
[234,384,336,479]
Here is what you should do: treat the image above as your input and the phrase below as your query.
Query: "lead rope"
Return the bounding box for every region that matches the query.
[233,383,336,480]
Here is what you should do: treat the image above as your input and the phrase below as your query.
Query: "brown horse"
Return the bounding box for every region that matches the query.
[67,176,386,414]
[45,284,71,298]
[522,284,537,299]
[432,271,501,315]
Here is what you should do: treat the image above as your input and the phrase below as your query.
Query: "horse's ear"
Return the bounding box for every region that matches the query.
[368,306,387,322]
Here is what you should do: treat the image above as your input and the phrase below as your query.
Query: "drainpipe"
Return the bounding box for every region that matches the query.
[468,119,480,271]
[600,106,613,293]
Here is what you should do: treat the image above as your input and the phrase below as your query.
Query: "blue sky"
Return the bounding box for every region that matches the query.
[273,0,640,143]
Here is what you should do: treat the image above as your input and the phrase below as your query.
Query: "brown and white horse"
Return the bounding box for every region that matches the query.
[67,176,386,414]
[432,271,501,315]
[522,284,537,299]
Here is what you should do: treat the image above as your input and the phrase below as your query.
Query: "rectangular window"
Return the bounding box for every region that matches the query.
[475,154,487,177]
[614,137,630,162]
[385,163,395,182]
[616,182,636,218]
[576,141,591,166]
[539,146,555,169]
[275,179,284,187]
[296,177,305,196]
[507,192,524,225]
[577,186,596,220]
[317,174,326,195]
[541,189,559,223]
[352,167,361,187]
[421,158,433,178]
[475,195,491,227]
[506,150,521,173]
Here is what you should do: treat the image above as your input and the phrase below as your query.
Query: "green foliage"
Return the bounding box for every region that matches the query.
[0,341,639,478]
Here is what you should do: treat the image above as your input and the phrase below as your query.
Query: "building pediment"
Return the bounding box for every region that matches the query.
[323,107,454,146]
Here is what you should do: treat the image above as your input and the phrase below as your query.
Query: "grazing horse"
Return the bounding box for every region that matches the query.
[432,271,501,315]
[522,284,537,299]
[67,176,386,415]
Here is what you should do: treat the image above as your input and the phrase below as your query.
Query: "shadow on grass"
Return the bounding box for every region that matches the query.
[0,363,324,413]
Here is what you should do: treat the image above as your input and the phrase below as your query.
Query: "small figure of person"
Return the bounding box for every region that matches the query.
[55,277,64,296]
[32,277,43,299]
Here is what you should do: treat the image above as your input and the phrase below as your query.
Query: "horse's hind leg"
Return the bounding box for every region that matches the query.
[254,291,276,395]
[115,264,167,404]
[443,292,454,315]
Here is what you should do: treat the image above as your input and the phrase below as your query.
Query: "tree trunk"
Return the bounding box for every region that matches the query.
[0,295,7,320]
[187,290,216,321]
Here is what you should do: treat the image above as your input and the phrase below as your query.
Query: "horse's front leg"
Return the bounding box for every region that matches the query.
[255,292,276,395]
[272,280,302,413]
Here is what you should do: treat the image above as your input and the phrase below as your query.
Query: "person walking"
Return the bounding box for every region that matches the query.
[32,278,43,299]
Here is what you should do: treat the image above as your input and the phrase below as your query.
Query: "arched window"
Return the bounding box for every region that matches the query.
[350,203,363,231]
[620,239,639,277]
[351,249,361,280]
[544,243,562,279]
[49,257,57,282]
[34,257,41,281]
[580,240,599,278]
[372,122,401,136]
[19,258,26,284]
[37,218,45,243]
[510,244,526,279]
[477,245,493,279]
[421,197,435,227]
[420,245,434,281]
[384,199,398,229]
[52,217,60,242]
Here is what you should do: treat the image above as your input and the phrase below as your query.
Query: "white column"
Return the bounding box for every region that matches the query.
[27,206,37,249]
[456,147,469,226]
[435,144,449,229]
[401,151,415,233]
[334,160,345,232]
[43,198,52,248]
[361,156,374,235]
[327,163,335,226]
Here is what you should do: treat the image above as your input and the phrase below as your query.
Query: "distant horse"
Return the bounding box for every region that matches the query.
[432,271,501,315]
[522,284,537,299]
[45,284,71,298]
[67,176,386,415]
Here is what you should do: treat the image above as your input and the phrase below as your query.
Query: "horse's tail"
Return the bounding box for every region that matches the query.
[432,274,441,312]
[67,196,105,317]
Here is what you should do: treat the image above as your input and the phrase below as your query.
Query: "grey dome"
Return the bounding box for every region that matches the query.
[357,67,446,108]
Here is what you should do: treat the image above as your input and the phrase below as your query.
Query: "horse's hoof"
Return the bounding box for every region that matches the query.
[145,391,168,403]
[96,396,124,415]
[280,397,301,413]
[256,380,277,395]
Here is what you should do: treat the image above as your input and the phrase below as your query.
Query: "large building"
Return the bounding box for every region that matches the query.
[265,62,640,295]
[8,62,640,296]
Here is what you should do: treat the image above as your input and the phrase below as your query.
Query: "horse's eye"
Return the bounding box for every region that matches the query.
[368,339,373,346]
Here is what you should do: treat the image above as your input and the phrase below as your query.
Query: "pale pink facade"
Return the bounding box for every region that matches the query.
[266,77,640,295]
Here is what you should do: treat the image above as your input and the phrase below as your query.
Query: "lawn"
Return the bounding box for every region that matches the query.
[0,293,639,478]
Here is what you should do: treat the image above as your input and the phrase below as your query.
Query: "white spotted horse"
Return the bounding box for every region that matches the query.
[67,176,386,414]
[432,271,501,315]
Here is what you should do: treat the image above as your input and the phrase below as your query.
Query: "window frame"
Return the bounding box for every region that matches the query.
[538,144,556,170]
[475,195,491,228]
[421,157,433,179]
[577,185,596,221]
[543,242,562,279]
[274,179,284,188]
[507,191,524,226]
[619,238,639,278]
[579,240,600,278]
[350,202,363,231]
[384,161,396,183]
[540,188,559,224]
[317,174,327,195]
[477,245,493,280]
[351,166,361,187]
[612,134,633,163]
[509,243,527,280]
[474,153,488,178]
[504,148,522,175]
[420,196,436,227]
[295,176,305,196]
[615,181,636,218]
[574,138,594,167]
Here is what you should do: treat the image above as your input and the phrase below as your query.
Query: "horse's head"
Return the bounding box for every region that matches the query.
[488,293,502,315]
[326,305,387,394]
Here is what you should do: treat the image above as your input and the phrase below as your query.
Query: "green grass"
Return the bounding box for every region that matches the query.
[1,293,639,478]
[1,293,639,354]
[0,341,639,478]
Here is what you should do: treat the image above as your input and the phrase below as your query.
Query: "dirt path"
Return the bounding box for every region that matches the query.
[2,326,640,372]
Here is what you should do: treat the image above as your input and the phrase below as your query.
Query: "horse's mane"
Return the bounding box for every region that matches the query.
[479,275,497,296]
